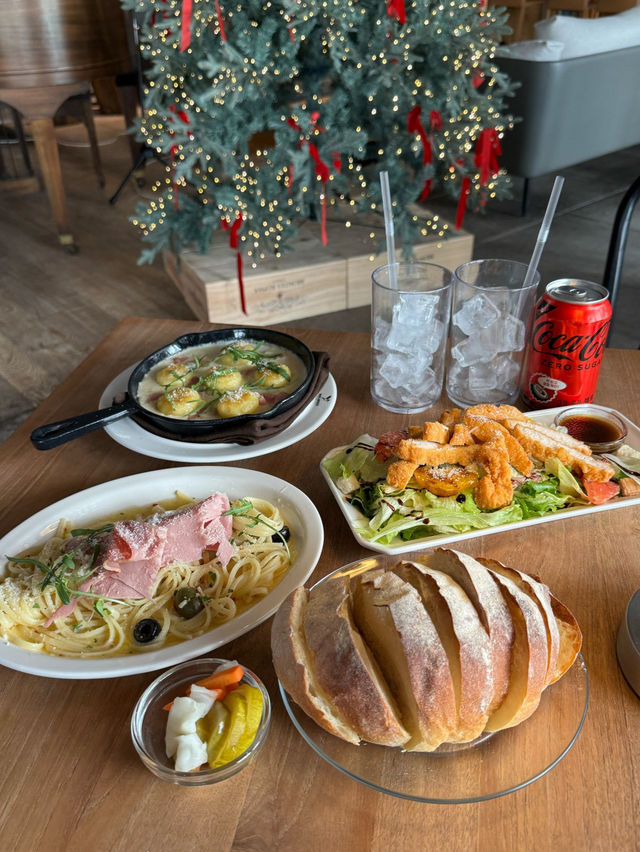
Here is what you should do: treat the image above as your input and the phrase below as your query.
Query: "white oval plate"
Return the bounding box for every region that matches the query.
[99,366,337,463]
[0,467,324,679]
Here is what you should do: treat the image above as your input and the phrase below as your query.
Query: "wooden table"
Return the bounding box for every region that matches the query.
[0,317,638,851]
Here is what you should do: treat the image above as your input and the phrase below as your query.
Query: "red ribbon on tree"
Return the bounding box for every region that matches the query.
[456,175,471,230]
[179,0,193,52]
[407,106,429,163]
[214,0,227,42]
[407,106,442,202]
[455,128,501,228]
[221,213,246,315]
[386,0,406,25]
[474,127,502,185]
[287,113,333,245]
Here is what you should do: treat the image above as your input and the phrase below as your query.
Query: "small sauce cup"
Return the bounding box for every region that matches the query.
[131,658,271,786]
[553,405,627,454]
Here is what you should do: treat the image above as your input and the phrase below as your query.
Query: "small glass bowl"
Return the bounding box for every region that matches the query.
[552,404,627,454]
[130,658,271,786]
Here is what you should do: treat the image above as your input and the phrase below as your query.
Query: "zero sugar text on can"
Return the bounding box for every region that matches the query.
[521,279,612,409]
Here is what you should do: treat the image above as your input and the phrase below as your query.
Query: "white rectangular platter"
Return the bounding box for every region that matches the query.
[320,404,640,554]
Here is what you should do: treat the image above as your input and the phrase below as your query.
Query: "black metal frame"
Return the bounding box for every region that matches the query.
[603,175,640,344]
[108,13,165,205]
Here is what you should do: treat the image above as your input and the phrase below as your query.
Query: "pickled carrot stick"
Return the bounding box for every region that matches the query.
[195,665,244,691]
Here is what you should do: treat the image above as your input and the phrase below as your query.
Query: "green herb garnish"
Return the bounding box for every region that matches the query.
[220,344,290,381]
[7,523,127,617]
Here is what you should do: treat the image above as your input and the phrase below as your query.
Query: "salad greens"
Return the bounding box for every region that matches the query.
[322,434,589,546]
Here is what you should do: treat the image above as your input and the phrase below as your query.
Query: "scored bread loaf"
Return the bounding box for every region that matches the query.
[393,561,493,742]
[350,568,458,751]
[271,548,582,751]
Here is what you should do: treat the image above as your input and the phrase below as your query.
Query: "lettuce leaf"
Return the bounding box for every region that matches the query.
[353,488,524,543]
[513,487,569,518]
[544,458,588,501]
[350,482,386,517]
[325,439,584,547]
[322,436,388,484]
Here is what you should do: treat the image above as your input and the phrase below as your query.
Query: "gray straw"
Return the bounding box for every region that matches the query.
[380,171,397,288]
[523,175,565,288]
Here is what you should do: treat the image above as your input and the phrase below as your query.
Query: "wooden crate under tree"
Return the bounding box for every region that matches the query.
[164,212,473,325]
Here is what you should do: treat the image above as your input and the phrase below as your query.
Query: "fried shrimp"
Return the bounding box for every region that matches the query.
[448,424,474,446]
[421,422,451,443]
[395,440,480,467]
[386,460,419,490]
[440,408,462,427]
[466,417,533,477]
[511,423,615,482]
[465,404,531,423]
[381,401,617,514]
[474,439,514,509]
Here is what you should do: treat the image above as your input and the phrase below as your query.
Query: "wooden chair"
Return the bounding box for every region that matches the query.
[55,91,105,188]
[495,0,546,43]
[595,0,640,15]
[0,104,38,193]
[544,0,598,18]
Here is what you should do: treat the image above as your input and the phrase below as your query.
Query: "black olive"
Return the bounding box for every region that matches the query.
[271,525,290,543]
[456,494,466,503]
[133,618,161,644]
[173,587,205,619]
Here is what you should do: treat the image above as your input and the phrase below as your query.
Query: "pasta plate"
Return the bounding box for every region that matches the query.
[0,466,323,679]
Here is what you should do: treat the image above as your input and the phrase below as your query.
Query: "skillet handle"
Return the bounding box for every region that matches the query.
[30,399,137,450]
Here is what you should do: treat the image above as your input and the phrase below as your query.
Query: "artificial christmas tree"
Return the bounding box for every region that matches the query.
[124,0,514,311]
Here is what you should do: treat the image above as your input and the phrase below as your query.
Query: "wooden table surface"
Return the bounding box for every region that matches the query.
[0,317,638,852]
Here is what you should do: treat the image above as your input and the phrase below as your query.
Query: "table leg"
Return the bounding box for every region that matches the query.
[79,94,105,188]
[29,117,76,252]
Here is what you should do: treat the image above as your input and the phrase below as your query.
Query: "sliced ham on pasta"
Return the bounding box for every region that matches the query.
[44,495,235,625]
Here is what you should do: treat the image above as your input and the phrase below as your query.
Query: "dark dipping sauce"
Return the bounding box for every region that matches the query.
[561,415,622,445]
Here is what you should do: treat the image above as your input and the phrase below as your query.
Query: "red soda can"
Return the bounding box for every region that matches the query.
[521,279,612,409]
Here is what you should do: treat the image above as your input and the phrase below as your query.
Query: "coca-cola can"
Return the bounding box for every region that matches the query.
[521,279,612,409]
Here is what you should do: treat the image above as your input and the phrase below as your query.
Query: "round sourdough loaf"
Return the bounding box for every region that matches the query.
[271,549,582,750]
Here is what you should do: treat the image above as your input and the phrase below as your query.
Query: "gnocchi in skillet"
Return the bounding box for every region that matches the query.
[137,339,307,421]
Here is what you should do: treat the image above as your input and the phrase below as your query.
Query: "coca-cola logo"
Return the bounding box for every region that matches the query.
[531,319,610,362]
[536,300,556,317]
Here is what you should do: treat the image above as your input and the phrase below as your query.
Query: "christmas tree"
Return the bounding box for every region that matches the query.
[124,0,514,295]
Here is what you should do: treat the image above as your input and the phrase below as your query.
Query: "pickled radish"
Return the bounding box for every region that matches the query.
[164,667,264,771]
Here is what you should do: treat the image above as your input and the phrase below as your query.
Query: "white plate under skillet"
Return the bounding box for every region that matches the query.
[320,404,640,555]
[0,466,324,679]
[99,365,337,463]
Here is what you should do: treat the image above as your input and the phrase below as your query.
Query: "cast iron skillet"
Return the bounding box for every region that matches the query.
[31,328,316,450]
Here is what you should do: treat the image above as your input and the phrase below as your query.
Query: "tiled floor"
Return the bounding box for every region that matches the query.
[286,144,640,349]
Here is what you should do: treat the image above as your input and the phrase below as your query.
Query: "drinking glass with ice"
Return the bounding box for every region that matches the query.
[445,259,539,407]
[371,262,453,414]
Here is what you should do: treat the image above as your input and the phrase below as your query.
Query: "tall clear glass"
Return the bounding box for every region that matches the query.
[371,262,453,414]
[445,258,539,408]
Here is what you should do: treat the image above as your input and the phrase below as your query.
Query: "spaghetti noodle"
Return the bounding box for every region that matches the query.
[0,494,292,658]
